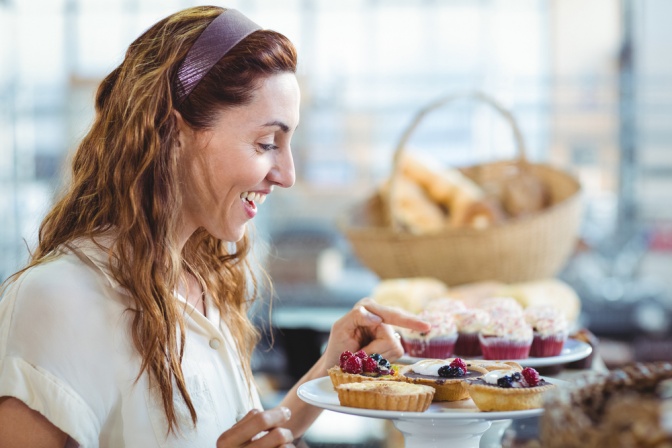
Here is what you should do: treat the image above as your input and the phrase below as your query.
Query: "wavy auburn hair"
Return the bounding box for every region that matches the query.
[15,6,297,433]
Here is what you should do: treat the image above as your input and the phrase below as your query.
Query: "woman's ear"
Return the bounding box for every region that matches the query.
[172,109,190,149]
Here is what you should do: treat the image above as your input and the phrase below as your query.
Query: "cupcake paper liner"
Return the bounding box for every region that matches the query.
[401,335,457,359]
[529,333,566,357]
[453,332,482,357]
[478,334,532,360]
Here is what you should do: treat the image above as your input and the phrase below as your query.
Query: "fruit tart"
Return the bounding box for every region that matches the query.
[328,350,400,387]
[335,380,435,412]
[465,367,556,411]
[399,357,489,401]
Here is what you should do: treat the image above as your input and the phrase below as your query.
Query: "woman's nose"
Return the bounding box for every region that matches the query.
[269,150,295,188]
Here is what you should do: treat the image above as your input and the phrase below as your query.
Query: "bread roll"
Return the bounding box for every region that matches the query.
[499,278,581,324]
[384,176,447,234]
[371,277,449,313]
[398,153,503,229]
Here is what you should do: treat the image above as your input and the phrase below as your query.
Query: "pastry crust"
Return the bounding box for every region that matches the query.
[399,362,489,402]
[471,360,523,372]
[466,381,555,411]
[336,381,435,412]
[327,365,401,388]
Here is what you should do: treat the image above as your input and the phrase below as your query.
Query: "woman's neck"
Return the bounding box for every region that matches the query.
[178,272,206,316]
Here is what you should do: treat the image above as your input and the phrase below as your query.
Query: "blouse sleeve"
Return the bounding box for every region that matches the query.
[0,255,121,447]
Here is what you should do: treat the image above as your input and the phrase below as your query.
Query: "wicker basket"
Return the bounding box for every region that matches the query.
[340,92,582,286]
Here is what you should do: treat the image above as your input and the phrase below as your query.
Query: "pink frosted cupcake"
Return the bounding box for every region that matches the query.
[524,306,568,357]
[399,310,458,359]
[478,315,533,360]
[452,308,490,357]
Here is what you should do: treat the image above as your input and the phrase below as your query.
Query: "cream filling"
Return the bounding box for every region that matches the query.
[483,370,512,385]
[409,359,446,376]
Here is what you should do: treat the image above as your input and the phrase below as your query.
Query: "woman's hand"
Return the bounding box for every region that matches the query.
[216,407,294,448]
[323,298,431,370]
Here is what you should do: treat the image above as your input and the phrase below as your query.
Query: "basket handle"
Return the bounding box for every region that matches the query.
[386,91,529,230]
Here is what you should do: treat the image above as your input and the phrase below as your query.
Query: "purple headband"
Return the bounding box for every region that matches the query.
[174,9,261,104]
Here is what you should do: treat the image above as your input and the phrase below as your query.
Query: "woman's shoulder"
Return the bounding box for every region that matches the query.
[2,247,128,340]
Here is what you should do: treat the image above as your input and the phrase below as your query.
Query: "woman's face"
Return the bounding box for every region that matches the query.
[177,73,299,244]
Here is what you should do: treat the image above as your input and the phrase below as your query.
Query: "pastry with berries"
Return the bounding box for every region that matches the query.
[335,380,435,412]
[399,357,489,401]
[328,350,400,387]
[465,367,555,411]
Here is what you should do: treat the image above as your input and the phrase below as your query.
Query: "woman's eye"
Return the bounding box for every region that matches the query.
[258,143,279,152]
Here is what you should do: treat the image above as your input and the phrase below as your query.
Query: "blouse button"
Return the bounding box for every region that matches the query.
[209,338,221,349]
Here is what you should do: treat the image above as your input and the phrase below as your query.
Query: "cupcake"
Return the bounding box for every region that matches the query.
[335,380,435,412]
[452,308,490,357]
[328,350,400,387]
[466,367,556,411]
[399,357,489,401]
[524,306,569,357]
[478,315,533,360]
[423,297,467,314]
[478,296,524,316]
[399,310,458,358]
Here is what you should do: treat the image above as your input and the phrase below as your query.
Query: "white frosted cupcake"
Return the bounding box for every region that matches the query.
[478,315,533,360]
[399,310,458,359]
[478,297,524,319]
[452,308,490,357]
[524,306,568,357]
[423,297,467,314]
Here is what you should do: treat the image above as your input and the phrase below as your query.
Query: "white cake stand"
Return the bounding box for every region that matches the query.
[297,377,565,448]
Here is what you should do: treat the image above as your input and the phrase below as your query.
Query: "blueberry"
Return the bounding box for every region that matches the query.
[370,353,383,362]
[377,358,391,370]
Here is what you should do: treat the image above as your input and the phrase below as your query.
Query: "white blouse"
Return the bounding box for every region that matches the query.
[0,237,262,447]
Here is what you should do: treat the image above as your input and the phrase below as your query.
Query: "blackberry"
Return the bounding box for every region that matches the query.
[438,365,465,378]
[512,372,522,382]
[497,376,513,388]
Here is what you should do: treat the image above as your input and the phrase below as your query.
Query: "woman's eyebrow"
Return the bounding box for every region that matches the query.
[262,120,289,133]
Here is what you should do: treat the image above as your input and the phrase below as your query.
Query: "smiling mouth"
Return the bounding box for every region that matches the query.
[240,191,268,205]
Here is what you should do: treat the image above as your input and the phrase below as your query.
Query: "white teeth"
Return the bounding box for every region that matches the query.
[240,191,268,204]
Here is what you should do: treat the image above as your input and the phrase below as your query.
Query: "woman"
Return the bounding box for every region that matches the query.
[0,6,430,448]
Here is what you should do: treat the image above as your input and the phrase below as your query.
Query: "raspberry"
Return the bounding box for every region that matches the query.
[343,355,363,374]
[354,350,368,359]
[449,358,468,372]
[339,351,353,369]
[362,356,379,373]
[521,367,540,387]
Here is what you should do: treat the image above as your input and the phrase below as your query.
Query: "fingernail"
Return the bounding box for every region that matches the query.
[368,313,382,323]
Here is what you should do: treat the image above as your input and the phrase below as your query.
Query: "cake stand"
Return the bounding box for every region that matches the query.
[297,376,567,448]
